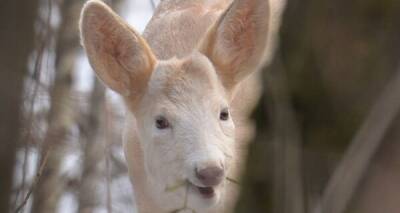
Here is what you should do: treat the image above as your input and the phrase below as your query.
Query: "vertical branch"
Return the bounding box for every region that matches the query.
[31,0,83,212]
[266,58,305,213]
[106,149,112,213]
[234,84,274,213]
[105,102,113,213]
[15,1,55,208]
[15,148,51,213]
[13,145,29,211]
[77,79,106,213]
[234,59,305,213]
[77,1,121,212]
[0,0,39,212]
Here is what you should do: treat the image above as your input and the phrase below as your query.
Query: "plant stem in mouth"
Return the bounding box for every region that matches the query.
[226,177,240,186]
[183,183,189,208]
[165,180,186,192]
[170,184,196,213]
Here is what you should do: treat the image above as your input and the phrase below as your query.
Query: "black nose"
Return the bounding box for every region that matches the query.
[195,166,224,186]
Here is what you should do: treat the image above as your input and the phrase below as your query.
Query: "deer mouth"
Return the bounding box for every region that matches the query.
[188,181,216,199]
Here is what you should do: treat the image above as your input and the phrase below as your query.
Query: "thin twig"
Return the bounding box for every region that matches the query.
[14,148,51,213]
[183,184,189,209]
[23,0,54,145]
[150,0,157,11]
[106,151,112,213]
[14,0,53,211]
[13,146,29,210]
[105,100,113,213]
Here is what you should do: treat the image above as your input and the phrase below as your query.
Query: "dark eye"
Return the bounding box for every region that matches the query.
[219,108,229,121]
[155,116,170,129]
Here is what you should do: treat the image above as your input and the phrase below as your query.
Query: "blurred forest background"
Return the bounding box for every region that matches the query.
[1,0,400,213]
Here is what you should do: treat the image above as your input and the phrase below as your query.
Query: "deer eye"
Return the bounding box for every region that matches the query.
[155,116,170,129]
[219,108,230,121]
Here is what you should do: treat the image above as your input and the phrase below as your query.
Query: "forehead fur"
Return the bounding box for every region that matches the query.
[148,53,226,103]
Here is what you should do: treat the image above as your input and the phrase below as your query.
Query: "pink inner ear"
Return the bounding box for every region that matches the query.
[96,21,146,77]
[97,20,120,54]
[81,1,157,105]
[216,4,256,70]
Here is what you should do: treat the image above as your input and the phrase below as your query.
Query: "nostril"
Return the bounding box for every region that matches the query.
[195,166,224,186]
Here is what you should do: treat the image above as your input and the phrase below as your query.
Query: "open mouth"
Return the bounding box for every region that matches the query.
[188,181,216,199]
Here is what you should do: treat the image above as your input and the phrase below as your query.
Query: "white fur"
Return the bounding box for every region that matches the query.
[131,55,235,212]
[79,0,282,212]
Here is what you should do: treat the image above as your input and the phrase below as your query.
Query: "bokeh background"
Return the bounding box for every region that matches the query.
[1,0,400,213]
[2,0,155,212]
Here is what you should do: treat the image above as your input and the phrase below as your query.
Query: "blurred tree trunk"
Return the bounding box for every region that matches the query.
[77,1,122,212]
[77,79,106,213]
[31,0,83,212]
[235,0,400,212]
[317,67,400,213]
[234,57,305,213]
[348,103,400,213]
[76,1,121,211]
[0,0,39,212]
[267,60,304,213]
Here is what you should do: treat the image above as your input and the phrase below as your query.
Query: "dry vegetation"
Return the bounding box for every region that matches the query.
[1,0,400,213]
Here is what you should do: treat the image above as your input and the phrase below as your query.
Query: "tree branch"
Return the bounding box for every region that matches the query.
[315,67,400,213]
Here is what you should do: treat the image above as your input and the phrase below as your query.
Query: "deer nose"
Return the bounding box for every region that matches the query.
[195,166,224,186]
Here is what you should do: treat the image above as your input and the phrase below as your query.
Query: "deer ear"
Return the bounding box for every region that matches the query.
[199,0,269,94]
[80,0,156,101]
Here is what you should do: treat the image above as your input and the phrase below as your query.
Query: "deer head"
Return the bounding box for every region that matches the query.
[80,0,269,211]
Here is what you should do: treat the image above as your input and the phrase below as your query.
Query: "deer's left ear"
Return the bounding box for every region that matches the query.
[199,0,269,94]
[79,0,156,106]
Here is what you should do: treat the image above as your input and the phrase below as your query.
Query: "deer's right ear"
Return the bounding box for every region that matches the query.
[79,0,156,101]
[198,0,269,96]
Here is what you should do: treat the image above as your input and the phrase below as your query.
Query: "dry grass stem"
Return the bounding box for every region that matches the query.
[165,180,187,193]
[226,177,240,186]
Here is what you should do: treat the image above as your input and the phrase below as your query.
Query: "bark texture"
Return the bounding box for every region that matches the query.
[31,0,83,212]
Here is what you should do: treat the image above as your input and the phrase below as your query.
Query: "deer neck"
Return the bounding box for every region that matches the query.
[123,114,162,213]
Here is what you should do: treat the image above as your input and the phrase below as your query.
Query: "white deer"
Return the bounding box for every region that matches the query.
[80,0,270,212]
